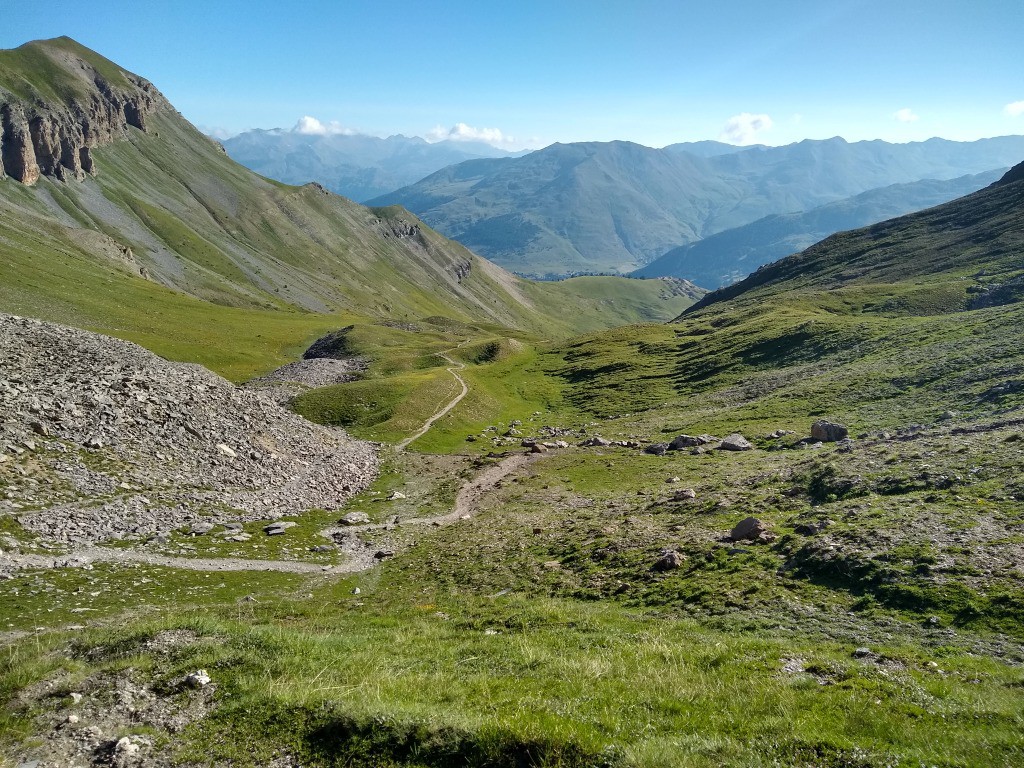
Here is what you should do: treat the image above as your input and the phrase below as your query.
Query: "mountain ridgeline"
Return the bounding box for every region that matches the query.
[0,37,701,379]
[222,129,522,203]
[369,136,1024,278]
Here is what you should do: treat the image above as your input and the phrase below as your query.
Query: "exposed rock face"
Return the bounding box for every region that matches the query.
[375,217,423,241]
[0,52,168,185]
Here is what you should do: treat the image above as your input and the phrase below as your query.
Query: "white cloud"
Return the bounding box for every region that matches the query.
[426,122,518,148]
[1004,101,1024,117]
[199,125,237,140]
[292,115,356,136]
[894,107,919,123]
[719,113,773,145]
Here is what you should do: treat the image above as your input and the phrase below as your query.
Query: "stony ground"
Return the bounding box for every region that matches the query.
[0,314,378,556]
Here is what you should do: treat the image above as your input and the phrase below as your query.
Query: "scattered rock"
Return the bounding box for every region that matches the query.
[185,669,211,688]
[580,437,611,447]
[652,550,686,571]
[730,517,771,541]
[189,522,215,535]
[668,434,713,450]
[673,488,697,501]
[644,443,668,455]
[113,736,142,766]
[263,521,297,536]
[811,420,849,442]
[852,647,873,659]
[719,434,754,451]
[339,511,370,525]
[794,520,832,536]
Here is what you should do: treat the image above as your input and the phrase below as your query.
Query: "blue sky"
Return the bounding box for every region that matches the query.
[3,0,1023,149]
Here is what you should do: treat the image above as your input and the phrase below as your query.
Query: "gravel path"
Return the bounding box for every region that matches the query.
[1,453,539,576]
[0,548,332,574]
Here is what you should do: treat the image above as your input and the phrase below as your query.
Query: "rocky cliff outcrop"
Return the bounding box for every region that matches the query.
[0,49,168,184]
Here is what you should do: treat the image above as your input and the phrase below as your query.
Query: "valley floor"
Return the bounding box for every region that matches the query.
[3,321,1024,767]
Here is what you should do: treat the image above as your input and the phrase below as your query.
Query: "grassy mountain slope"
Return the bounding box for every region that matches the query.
[370,135,1024,277]
[0,38,700,379]
[540,164,1024,431]
[372,141,742,275]
[634,169,1003,288]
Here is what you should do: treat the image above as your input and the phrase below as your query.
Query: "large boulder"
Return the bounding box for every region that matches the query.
[730,517,771,541]
[652,550,686,571]
[811,420,849,442]
[719,434,754,451]
[668,434,715,450]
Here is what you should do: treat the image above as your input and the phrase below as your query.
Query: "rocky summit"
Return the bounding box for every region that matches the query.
[0,313,377,547]
[0,37,168,184]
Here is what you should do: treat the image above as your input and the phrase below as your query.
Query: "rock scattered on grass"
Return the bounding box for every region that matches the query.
[719,434,754,451]
[811,420,849,442]
[263,521,297,536]
[730,517,773,542]
[652,550,686,571]
[339,511,370,526]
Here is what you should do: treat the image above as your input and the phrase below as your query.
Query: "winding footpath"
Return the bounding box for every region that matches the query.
[0,341,537,578]
[0,453,535,576]
[396,347,469,450]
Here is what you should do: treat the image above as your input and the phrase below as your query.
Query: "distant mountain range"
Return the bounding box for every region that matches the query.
[633,170,1003,288]
[221,129,524,202]
[369,136,1024,277]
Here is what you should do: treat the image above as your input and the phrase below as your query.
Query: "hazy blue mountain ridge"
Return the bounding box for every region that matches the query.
[222,129,523,202]
[369,135,1024,276]
[634,169,1005,288]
